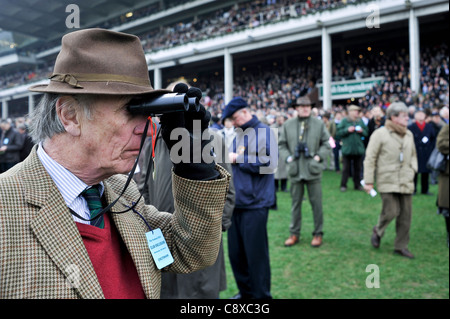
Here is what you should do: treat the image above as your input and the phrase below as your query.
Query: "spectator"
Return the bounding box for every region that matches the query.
[429,110,445,133]
[364,102,418,259]
[440,106,449,124]
[333,110,343,172]
[0,119,25,173]
[220,117,236,150]
[321,112,336,170]
[0,28,230,299]
[273,115,288,193]
[429,110,444,185]
[279,96,331,248]
[408,108,437,195]
[336,104,368,192]
[210,115,223,130]
[222,97,277,299]
[367,106,386,143]
[407,105,417,126]
[354,67,364,79]
[436,124,449,247]
[16,123,35,161]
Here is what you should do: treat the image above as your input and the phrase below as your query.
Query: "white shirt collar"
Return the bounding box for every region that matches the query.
[37,142,104,208]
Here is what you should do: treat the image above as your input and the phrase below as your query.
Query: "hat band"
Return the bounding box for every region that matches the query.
[49,73,150,89]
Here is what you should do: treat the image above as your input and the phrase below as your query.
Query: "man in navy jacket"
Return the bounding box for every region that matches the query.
[408,108,436,195]
[222,97,277,299]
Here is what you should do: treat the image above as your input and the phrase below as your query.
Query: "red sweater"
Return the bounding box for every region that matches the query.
[76,214,146,299]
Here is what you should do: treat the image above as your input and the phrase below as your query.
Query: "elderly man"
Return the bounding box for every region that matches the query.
[279,96,331,248]
[0,29,230,299]
[364,102,418,258]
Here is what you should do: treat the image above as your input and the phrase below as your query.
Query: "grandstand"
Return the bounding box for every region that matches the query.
[0,0,448,119]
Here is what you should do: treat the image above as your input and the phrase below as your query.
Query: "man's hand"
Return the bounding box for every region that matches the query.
[159,83,219,181]
[363,183,374,194]
[228,152,238,164]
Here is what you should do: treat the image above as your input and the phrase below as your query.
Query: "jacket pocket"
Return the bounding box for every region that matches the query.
[287,161,298,177]
[308,159,323,175]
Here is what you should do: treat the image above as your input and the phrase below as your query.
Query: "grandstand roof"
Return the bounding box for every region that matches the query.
[0,0,152,43]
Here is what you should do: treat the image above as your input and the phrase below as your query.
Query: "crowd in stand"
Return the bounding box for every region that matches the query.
[1,1,448,148]
[0,0,361,90]
[139,0,354,52]
[199,42,448,121]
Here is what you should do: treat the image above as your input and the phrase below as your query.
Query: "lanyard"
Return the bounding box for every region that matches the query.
[70,116,159,230]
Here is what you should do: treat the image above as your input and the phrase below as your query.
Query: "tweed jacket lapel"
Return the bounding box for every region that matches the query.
[23,148,104,298]
[103,182,157,299]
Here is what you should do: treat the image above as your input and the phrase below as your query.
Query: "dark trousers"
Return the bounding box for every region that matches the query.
[275,179,287,191]
[413,172,430,194]
[228,207,271,299]
[341,155,362,189]
[333,141,341,171]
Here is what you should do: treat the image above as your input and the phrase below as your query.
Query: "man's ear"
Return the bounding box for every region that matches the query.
[56,96,81,137]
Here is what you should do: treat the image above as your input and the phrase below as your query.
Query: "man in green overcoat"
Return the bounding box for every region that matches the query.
[279,96,331,247]
[336,104,368,192]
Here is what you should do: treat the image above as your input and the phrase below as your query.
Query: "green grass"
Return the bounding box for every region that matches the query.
[219,170,449,299]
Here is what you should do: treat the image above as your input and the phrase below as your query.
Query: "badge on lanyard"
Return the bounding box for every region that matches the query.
[146,228,174,269]
[3,138,9,145]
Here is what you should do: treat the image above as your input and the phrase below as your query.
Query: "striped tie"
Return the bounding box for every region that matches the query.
[81,184,104,228]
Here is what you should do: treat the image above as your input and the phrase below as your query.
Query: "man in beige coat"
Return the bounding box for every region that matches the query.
[363,102,418,258]
[0,29,230,299]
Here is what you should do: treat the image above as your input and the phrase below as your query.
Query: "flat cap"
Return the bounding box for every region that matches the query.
[222,97,248,120]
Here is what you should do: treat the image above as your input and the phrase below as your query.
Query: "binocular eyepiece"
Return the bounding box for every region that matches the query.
[127,93,200,116]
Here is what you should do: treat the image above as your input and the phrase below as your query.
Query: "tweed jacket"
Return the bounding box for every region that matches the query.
[0,146,230,299]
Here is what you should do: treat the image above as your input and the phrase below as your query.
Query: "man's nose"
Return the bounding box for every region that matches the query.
[133,117,151,136]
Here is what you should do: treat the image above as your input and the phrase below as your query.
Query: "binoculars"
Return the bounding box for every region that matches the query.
[294,142,310,159]
[127,93,200,116]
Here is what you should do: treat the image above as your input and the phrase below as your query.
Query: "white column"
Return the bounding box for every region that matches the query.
[321,27,332,110]
[28,94,35,115]
[1,99,8,119]
[153,67,162,90]
[224,48,233,104]
[409,8,420,95]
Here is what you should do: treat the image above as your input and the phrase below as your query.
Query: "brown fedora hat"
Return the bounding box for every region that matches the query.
[292,96,315,107]
[29,28,170,96]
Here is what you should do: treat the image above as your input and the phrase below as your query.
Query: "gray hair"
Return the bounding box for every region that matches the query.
[28,93,96,144]
[386,102,408,120]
